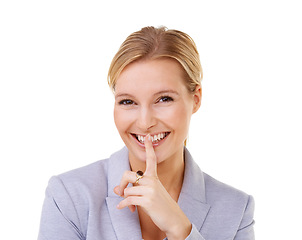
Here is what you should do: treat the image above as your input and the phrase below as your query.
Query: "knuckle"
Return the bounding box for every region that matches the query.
[149,189,158,203]
[123,187,130,197]
[126,196,135,205]
[149,187,156,196]
[122,170,131,178]
[145,197,154,208]
[147,176,158,185]
[145,186,156,202]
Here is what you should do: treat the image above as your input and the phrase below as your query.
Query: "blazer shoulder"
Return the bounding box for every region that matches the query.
[47,158,110,204]
[58,158,109,184]
[47,147,129,201]
[202,173,255,238]
[203,173,251,204]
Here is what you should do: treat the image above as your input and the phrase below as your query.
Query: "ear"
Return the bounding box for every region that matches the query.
[192,85,202,114]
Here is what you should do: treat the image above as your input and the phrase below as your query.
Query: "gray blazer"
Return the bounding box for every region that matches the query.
[38,147,255,240]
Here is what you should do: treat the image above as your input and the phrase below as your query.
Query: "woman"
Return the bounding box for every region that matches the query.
[38,26,255,240]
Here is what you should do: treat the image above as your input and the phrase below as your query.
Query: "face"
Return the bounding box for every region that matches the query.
[114,58,201,165]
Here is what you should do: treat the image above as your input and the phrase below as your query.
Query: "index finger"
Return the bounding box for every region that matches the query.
[144,134,157,176]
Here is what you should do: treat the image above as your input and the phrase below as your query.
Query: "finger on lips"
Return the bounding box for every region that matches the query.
[144,134,157,176]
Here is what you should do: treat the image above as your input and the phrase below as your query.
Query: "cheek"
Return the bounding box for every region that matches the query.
[113,108,125,132]
[114,108,135,133]
[157,104,192,130]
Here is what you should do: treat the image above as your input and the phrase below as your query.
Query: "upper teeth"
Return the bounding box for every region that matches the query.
[136,132,168,144]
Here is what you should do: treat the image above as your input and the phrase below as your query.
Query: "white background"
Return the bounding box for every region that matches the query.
[0,0,301,239]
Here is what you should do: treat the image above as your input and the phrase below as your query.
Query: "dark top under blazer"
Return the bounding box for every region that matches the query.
[38,147,255,240]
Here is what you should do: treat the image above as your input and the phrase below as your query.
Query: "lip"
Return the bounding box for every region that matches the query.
[130,132,170,148]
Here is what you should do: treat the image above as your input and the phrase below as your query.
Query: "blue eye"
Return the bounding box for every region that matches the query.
[118,99,134,105]
[158,96,174,103]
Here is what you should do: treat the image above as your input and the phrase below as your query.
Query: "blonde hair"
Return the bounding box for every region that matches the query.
[107,26,202,92]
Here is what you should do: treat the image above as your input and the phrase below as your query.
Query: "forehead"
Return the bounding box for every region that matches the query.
[114,59,187,94]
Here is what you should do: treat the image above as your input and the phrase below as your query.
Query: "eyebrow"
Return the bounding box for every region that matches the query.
[114,93,134,99]
[155,90,180,96]
[115,90,180,99]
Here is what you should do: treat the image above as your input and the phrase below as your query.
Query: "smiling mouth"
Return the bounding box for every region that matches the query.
[131,132,170,144]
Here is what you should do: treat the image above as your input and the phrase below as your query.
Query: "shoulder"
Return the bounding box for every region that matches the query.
[203,172,255,235]
[183,148,255,238]
[203,172,254,220]
[57,158,109,187]
[184,148,252,207]
[203,172,252,206]
[46,147,129,202]
[46,158,110,203]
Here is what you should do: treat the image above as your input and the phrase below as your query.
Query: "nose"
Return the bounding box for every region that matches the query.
[136,106,156,131]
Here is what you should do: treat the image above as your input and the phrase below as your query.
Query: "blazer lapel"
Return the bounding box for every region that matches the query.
[178,148,211,231]
[106,147,142,240]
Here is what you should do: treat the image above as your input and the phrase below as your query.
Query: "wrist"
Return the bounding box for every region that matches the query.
[165,219,192,240]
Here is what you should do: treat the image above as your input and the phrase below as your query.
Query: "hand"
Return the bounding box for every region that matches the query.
[114,134,192,239]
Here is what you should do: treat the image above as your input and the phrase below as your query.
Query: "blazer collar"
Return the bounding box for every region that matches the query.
[106,147,210,239]
[178,148,211,231]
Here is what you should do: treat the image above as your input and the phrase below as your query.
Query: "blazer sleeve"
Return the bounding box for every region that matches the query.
[184,224,206,240]
[38,176,85,240]
[233,195,255,240]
